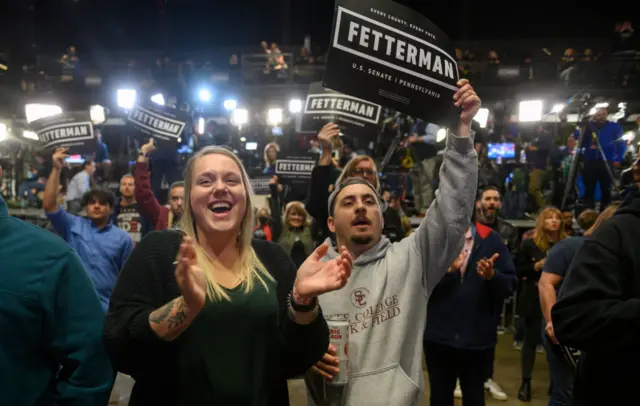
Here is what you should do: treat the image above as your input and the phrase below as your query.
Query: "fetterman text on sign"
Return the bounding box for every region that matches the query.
[301,82,381,135]
[31,112,95,153]
[127,103,187,143]
[324,0,459,124]
[275,157,315,184]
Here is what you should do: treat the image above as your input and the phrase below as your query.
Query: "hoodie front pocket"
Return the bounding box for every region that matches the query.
[346,364,421,406]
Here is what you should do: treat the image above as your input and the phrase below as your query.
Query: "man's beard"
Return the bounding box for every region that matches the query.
[351,235,373,245]
[480,208,497,223]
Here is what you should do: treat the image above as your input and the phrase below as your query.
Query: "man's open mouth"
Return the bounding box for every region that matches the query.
[351,218,371,226]
[209,201,233,214]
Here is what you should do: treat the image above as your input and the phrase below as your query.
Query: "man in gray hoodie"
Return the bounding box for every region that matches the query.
[305,79,480,406]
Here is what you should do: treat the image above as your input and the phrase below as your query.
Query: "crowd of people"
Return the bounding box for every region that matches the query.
[2,77,640,406]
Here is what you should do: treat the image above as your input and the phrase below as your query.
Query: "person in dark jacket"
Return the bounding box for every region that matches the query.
[572,107,625,209]
[306,123,404,243]
[516,207,566,401]
[0,165,114,405]
[268,176,315,269]
[425,221,516,406]
[473,184,518,400]
[539,204,618,406]
[103,146,353,406]
[552,190,640,406]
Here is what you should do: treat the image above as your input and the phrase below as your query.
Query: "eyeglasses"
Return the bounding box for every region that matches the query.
[351,168,375,176]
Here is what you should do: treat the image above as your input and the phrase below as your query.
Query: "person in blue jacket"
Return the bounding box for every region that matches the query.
[424,221,517,406]
[572,107,625,210]
[0,164,114,405]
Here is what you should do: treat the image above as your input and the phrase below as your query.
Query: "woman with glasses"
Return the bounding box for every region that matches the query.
[104,146,353,406]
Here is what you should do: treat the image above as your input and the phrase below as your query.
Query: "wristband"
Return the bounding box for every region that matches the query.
[289,290,318,313]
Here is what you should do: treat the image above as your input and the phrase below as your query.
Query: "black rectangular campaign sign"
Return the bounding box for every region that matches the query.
[323,0,459,124]
[127,102,188,145]
[275,156,315,184]
[31,112,95,154]
[301,82,382,136]
[249,177,272,196]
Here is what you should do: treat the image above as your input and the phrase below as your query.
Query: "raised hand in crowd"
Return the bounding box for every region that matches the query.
[138,138,157,163]
[269,175,283,193]
[294,242,352,300]
[454,78,481,135]
[477,253,499,280]
[318,122,340,151]
[52,148,69,170]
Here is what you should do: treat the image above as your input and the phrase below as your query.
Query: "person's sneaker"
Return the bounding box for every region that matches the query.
[537,345,545,354]
[453,379,462,399]
[485,379,508,401]
[513,341,523,350]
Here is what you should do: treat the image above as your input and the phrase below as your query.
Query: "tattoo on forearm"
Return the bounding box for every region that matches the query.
[168,300,188,330]
[149,299,176,324]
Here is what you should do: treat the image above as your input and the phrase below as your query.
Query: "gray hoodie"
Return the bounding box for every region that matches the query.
[306,133,478,406]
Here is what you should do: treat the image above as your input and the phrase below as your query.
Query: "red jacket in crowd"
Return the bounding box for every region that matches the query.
[134,161,171,230]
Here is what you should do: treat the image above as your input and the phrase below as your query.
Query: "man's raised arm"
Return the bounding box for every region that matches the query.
[411,79,480,295]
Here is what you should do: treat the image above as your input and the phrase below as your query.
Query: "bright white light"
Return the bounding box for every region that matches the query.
[89,105,106,125]
[551,104,565,114]
[618,102,627,109]
[199,89,212,102]
[117,89,136,109]
[518,100,543,122]
[223,99,237,111]
[240,137,246,142]
[0,123,7,141]
[267,108,283,126]
[473,108,489,128]
[25,103,63,123]
[436,128,447,143]
[23,130,38,140]
[232,108,248,127]
[594,102,609,109]
[288,99,303,113]
[588,108,597,116]
[197,117,205,135]
[151,93,165,106]
[622,131,636,141]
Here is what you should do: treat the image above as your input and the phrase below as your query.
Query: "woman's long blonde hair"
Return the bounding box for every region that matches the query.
[533,207,566,253]
[335,155,380,191]
[263,142,280,166]
[179,146,273,301]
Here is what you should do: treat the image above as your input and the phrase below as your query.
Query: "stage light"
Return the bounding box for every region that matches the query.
[551,104,565,114]
[267,108,283,126]
[0,123,7,141]
[289,99,303,113]
[518,100,543,122]
[25,103,63,123]
[196,117,205,135]
[232,108,248,127]
[240,137,246,142]
[90,105,106,125]
[151,93,165,106]
[199,89,212,102]
[224,99,237,111]
[436,128,447,143]
[22,130,38,140]
[117,89,136,109]
[473,108,489,128]
[594,102,609,109]
[623,131,636,141]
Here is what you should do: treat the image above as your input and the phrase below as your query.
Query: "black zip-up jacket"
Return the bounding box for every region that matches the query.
[552,191,640,406]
